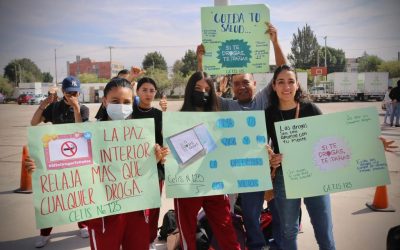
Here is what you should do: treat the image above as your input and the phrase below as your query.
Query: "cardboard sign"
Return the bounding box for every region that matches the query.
[163,111,272,198]
[275,107,390,198]
[28,119,160,229]
[201,4,270,75]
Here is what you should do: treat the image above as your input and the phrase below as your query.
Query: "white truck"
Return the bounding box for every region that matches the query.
[327,72,358,101]
[357,72,389,101]
[309,73,358,102]
[309,81,335,102]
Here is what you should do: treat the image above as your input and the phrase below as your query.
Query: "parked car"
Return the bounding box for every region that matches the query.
[0,93,5,104]
[17,94,33,105]
[28,94,47,105]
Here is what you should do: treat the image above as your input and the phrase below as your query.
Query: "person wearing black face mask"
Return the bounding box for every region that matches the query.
[181,72,218,111]
[192,91,210,108]
[174,71,241,250]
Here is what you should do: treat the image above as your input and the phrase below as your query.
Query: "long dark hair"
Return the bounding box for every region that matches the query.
[137,77,158,91]
[181,71,219,112]
[97,77,133,120]
[267,64,304,108]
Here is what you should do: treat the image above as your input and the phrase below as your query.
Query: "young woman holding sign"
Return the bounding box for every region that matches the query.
[132,77,165,249]
[84,77,169,250]
[174,71,241,250]
[265,65,336,250]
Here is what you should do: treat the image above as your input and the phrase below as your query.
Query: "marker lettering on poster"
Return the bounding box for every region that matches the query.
[40,188,95,215]
[356,158,387,173]
[96,201,122,216]
[69,207,92,222]
[313,137,351,171]
[346,114,372,125]
[280,123,308,144]
[323,181,353,192]
[287,169,312,181]
[30,119,159,228]
[167,173,206,193]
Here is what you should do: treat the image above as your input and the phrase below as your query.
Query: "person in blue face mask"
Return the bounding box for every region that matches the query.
[88,77,169,250]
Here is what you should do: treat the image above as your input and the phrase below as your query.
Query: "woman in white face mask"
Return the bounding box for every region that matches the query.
[87,77,169,250]
[99,77,134,121]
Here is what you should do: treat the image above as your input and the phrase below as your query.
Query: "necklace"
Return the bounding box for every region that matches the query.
[137,106,153,113]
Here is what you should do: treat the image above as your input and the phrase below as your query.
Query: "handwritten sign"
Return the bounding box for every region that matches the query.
[275,107,390,198]
[163,111,272,198]
[27,119,160,229]
[201,4,270,75]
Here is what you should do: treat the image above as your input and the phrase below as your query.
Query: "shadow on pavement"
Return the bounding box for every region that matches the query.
[351,207,376,215]
[0,230,89,250]
[0,190,15,195]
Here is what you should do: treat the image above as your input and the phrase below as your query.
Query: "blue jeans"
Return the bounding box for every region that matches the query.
[268,198,282,250]
[384,102,392,123]
[240,191,266,250]
[273,169,335,250]
[390,102,400,126]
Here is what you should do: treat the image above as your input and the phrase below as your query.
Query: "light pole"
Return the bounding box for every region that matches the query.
[214,0,229,5]
[54,48,58,85]
[324,36,327,80]
[324,36,327,68]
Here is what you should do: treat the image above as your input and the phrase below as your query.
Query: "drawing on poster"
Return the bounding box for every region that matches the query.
[43,132,93,170]
[312,136,351,171]
[166,123,217,168]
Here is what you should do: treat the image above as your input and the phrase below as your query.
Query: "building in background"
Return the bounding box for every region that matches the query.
[67,57,124,79]
[345,58,359,73]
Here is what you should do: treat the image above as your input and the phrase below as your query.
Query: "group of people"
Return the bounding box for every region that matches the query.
[24,22,397,250]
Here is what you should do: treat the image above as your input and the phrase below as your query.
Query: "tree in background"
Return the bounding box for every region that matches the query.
[288,24,319,69]
[3,58,43,84]
[142,52,168,71]
[170,59,190,96]
[0,77,14,96]
[180,50,197,76]
[378,60,400,78]
[357,52,383,72]
[173,60,184,74]
[322,47,346,73]
[42,72,53,83]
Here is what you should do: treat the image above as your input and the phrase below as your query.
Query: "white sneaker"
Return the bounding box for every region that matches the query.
[149,242,156,250]
[35,235,50,248]
[80,227,89,238]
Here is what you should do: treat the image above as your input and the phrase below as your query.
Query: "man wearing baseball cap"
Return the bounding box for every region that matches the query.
[29,76,89,247]
[31,76,89,125]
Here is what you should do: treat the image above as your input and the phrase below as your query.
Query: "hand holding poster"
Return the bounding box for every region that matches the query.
[28,119,160,229]
[163,111,272,198]
[275,107,390,198]
[201,4,270,75]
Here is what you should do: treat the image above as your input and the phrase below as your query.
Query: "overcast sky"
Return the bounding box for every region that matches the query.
[0,0,399,81]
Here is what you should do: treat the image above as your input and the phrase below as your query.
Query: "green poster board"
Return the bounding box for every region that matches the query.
[275,107,390,198]
[27,119,160,229]
[163,111,272,198]
[201,4,270,75]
